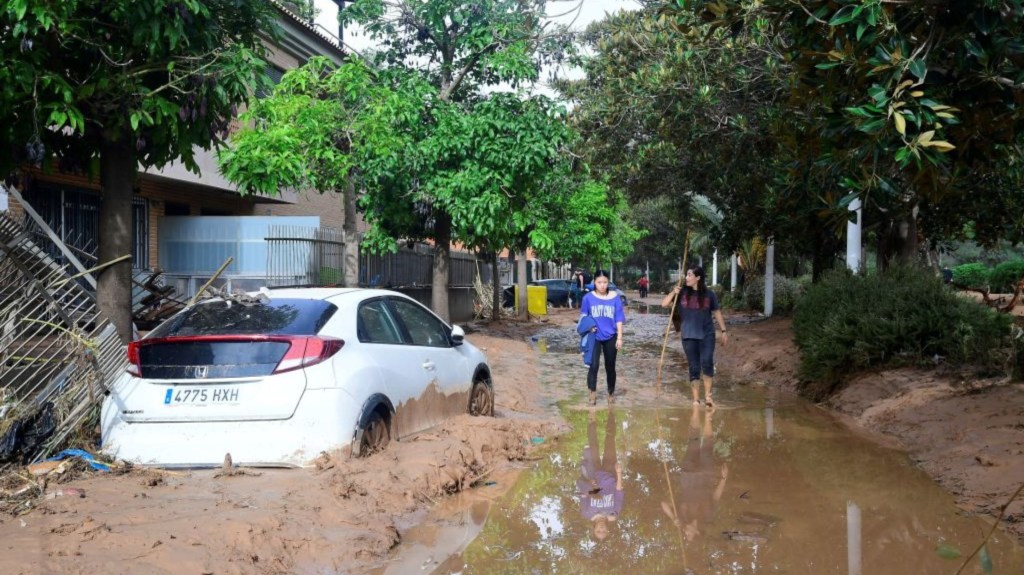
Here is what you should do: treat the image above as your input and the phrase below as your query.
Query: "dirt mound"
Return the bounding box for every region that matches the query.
[829,368,1024,542]
[0,328,562,575]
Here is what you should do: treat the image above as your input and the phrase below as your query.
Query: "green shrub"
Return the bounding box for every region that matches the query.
[719,289,743,310]
[742,274,803,313]
[951,263,990,289]
[793,267,1012,401]
[988,260,1024,293]
[319,266,343,285]
[710,284,725,300]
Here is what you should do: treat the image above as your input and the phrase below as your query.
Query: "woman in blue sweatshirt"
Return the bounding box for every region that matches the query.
[580,270,626,405]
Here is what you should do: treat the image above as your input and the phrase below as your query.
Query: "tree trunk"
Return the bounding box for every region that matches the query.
[99,134,136,343]
[491,253,500,322]
[431,211,451,321]
[342,175,359,287]
[810,225,836,283]
[516,251,528,320]
[898,203,920,265]
[875,219,895,272]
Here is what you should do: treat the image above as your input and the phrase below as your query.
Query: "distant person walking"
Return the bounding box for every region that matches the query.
[662,266,728,406]
[569,270,583,308]
[638,274,649,299]
[580,270,625,405]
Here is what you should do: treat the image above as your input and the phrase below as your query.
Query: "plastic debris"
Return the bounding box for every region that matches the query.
[530,437,545,444]
[44,449,111,472]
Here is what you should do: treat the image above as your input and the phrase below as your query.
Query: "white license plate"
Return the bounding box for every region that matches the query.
[163,387,239,405]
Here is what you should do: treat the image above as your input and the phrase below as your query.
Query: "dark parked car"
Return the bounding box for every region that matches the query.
[584,282,629,307]
[532,279,573,307]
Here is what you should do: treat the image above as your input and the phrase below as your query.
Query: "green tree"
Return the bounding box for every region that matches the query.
[338,0,574,320]
[0,0,277,341]
[220,57,382,286]
[221,53,591,321]
[534,178,644,270]
[661,0,1024,266]
[557,7,824,276]
[623,195,687,281]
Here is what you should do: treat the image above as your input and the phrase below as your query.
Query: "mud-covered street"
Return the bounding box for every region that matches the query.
[2,303,1023,574]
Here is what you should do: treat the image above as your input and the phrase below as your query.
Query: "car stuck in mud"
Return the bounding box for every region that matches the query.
[101,288,494,467]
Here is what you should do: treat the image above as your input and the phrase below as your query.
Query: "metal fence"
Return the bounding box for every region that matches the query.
[359,245,479,288]
[265,225,346,287]
[0,211,126,469]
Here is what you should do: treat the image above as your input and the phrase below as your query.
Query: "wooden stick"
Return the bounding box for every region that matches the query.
[954,481,1024,575]
[190,257,234,306]
[48,255,132,290]
[656,230,690,388]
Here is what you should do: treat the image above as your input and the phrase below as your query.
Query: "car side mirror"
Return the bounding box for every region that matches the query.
[450,324,465,346]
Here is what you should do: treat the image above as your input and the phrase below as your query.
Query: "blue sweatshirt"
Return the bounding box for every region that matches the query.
[577,314,598,366]
[580,291,626,342]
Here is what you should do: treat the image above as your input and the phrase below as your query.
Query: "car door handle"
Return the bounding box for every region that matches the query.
[422,360,435,371]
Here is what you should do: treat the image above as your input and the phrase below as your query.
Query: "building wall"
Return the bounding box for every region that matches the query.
[266,44,302,71]
[258,189,347,231]
[11,167,265,270]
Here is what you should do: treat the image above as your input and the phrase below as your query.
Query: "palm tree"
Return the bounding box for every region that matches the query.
[737,237,767,275]
[686,193,723,257]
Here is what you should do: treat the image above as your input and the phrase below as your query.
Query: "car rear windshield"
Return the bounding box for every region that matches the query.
[149,298,338,338]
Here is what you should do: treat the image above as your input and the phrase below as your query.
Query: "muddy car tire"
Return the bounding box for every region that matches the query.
[356,410,390,457]
[468,380,494,417]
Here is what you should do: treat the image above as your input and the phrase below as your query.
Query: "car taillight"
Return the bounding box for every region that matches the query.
[273,336,345,374]
[126,341,141,377]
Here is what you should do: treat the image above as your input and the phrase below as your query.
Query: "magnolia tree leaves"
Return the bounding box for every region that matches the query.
[659,0,1024,248]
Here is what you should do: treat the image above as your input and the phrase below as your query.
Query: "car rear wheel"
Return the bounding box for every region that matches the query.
[468,379,494,416]
[358,411,390,457]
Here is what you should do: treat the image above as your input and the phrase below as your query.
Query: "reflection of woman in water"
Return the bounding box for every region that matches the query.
[578,408,624,541]
[661,405,728,541]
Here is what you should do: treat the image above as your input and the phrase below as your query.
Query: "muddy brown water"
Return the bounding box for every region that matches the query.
[372,313,1024,574]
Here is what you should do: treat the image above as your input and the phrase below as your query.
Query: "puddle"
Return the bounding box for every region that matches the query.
[431,398,1024,573]
[369,468,520,575]
[629,302,672,315]
[380,314,1024,573]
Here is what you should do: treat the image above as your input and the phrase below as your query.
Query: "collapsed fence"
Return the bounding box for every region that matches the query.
[0,211,126,472]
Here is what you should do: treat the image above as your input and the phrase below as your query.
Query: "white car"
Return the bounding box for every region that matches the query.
[101,288,494,467]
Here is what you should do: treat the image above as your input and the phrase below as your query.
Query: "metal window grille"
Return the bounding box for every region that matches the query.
[21,184,149,270]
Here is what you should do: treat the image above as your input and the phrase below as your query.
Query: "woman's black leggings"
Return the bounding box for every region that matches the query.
[587,337,618,393]
[682,333,716,380]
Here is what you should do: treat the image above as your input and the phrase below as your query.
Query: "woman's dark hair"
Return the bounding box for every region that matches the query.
[683,266,708,308]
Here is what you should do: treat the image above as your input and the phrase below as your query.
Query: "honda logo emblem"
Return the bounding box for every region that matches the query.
[188,365,209,379]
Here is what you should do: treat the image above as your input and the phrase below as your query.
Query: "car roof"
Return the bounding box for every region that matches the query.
[261,287,365,300]
[261,288,428,304]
